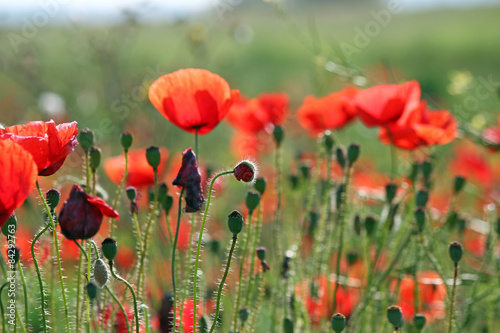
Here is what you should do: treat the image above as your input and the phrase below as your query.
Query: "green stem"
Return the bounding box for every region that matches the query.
[448,263,458,333]
[111,150,129,231]
[132,211,142,249]
[0,282,8,333]
[87,242,92,333]
[17,261,29,331]
[105,285,132,333]
[193,170,235,332]
[85,151,91,193]
[110,261,140,333]
[179,213,196,333]
[272,144,283,261]
[172,188,185,333]
[209,234,238,333]
[244,203,263,305]
[92,168,97,196]
[245,272,266,333]
[31,223,51,332]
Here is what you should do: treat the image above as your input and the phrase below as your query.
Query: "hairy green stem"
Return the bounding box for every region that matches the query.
[17,261,29,331]
[31,222,51,332]
[110,261,140,333]
[172,188,185,333]
[448,263,458,333]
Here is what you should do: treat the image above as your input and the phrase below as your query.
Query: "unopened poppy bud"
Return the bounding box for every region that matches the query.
[409,160,419,184]
[89,147,101,170]
[346,251,358,266]
[146,146,161,169]
[239,308,250,326]
[78,128,94,151]
[158,183,168,202]
[416,189,429,207]
[93,258,109,287]
[256,247,267,261]
[322,131,335,152]
[254,177,266,195]
[299,162,310,180]
[245,190,261,213]
[126,186,137,202]
[414,207,426,232]
[288,174,299,190]
[102,238,118,262]
[454,176,466,194]
[353,215,362,236]
[385,183,397,203]
[364,215,377,237]
[227,210,244,235]
[86,282,98,300]
[2,214,17,237]
[420,160,433,181]
[120,131,133,151]
[273,125,284,146]
[234,160,257,183]
[161,193,174,214]
[283,317,294,333]
[199,316,209,333]
[46,189,61,210]
[331,313,346,333]
[336,147,346,169]
[449,241,463,263]
[386,305,403,329]
[307,211,319,235]
[414,313,426,330]
[347,143,360,165]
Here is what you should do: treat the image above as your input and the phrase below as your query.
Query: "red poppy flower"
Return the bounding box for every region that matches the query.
[483,116,500,149]
[354,81,420,127]
[226,93,289,134]
[378,101,457,149]
[0,139,38,226]
[103,148,169,187]
[450,143,493,188]
[149,68,239,135]
[0,120,78,176]
[58,185,119,240]
[297,87,358,135]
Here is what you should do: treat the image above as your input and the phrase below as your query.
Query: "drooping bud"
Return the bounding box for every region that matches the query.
[449,242,463,264]
[254,177,267,195]
[336,147,347,169]
[245,191,261,213]
[227,210,244,235]
[386,305,403,329]
[89,147,101,170]
[234,160,257,183]
[78,128,94,151]
[146,146,161,170]
[385,183,397,203]
[102,238,118,262]
[172,148,204,213]
[414,207,426,233]
[273,125,285,146]
[46,189,61,210]
[2,214,17,237]
[454,176,466,194]
[413,313,426,331]
[331,313,346,333]
[93,258,109,287]
[86,282,98,300]
[322,130,335,152]
[347,143,360,165]
[120,132,133,152]
[416,189,429,207]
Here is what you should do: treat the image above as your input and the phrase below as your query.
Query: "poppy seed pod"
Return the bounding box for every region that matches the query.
[102,238,118,262]
[172,148,204,213]
[86,282,98,300]
[227,210,244,235]
[125,186,137,202]
[331,313,346,333]
[120,132,133,151]
[93,258,109,288]
[413,313,426,331]
[146,146,161,169]
[1,214,17,237]
[322,130,335,152]
[273,125,285,146]
[386,305,403,329]
[385,183,397,203]
[245,190,261,213]
[46,189,61,210]
[347,143,360,165]
[89,147,101,170]
[254,177,266,195]
[449,242,463,263]
[78,128,94,151]
[414,207,426,233]
[454,176,466,194]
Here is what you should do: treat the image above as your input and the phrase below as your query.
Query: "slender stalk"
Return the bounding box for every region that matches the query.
[172,188,185,333]
[111,150,129,233]
[132,211,142,249]
[87,242,92,333]
[75,242,84,332]
[244,203,263,305]
[85,151,91,193]
[92,168,97,196]
[17,261,29,331]
[245,272,266,333]
[193,170,235,332]
[31,223,51,332]
[0,282,8,332]
[110,261,140,333]
[272,144,283,260]
[448,263,458,333]
[105,285,132,333]
[179,214,196,332]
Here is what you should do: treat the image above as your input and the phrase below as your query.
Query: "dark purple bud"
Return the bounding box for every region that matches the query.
[172,148,204,213]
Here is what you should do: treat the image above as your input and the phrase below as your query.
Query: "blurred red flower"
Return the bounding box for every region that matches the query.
[149,68,239,135]
[0,139,38,226]
[450,144,493,188]
[483,116,500,149]
[297,87,358,135]
[226,93,289,134]
[103,148,168,187]
[0,120,78,176]
[355,80,420,127]
[378,101,457,149]
[58,185,119,240]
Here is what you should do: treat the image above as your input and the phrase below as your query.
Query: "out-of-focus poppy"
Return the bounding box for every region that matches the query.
[483,116,500,149]
[230,131,272,159]
[149,68,239,135]
[450,143,493,188]
[297,87,358,135]
[115,244,137,270]
[0,120,78,176]
[355,81,420,127]
[226,93,289,134]
[103,148,169,187]
[0,139,38,226]
[58,185,119,240]
[378,101,457,150]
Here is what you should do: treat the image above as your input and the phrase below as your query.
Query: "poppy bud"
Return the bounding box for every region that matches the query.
[146,146,161,169]
[120,132,133,152]
[239,308,250,326]
[331,313,346,333]
[256,247,267,261]
[199,315,209,333]
[283,317,294,333]
[273,125,284,146]
[93,258,109,287]
[46,189,61,210]
[86,282,98,301]
[449,241,463,264]
[89,146,101,170]
[228,210,244,235]
[353,214,362,236]
[288,174,299,190]
[454,176,466,194]
[158,183,168,202]
[173,148,204,212]
[102,238,118,262]
[346,251,358,266]
[385,183,397,203]
[336,147,347,169]
[254,177,266,195]
[364,215,377,237]
[245,190,261,213]
[347,143,360,165]
[416,189,429,207]
[386,305,403,329]
[409,160,419,184]
[414,207,426,233]
[420,160,433,181]
[299,162,310,180]
[126,186,137,202]
[1,214,16,237]
[413,313,426,331]
[234,160,257,183]
[446,210,458,230]
[307,211,320,235]
[322,130,335,152]
[161,193,174,215]
[78,128,94,151]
